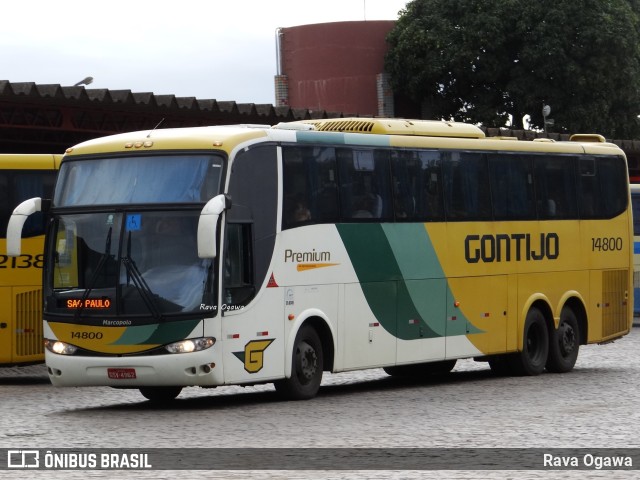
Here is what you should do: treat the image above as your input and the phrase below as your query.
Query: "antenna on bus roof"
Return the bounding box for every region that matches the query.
[147,118,165,138]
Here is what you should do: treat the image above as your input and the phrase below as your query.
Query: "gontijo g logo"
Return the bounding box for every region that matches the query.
[233,339,274,373]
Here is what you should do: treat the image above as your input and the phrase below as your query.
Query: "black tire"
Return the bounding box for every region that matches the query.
[139,386,182,403]
[546,307,580,373]
[274,325,323,400]
[384,360,457,377]
[511,307,549,376]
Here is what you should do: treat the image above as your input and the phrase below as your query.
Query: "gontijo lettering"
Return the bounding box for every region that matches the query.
[465,233,559,263]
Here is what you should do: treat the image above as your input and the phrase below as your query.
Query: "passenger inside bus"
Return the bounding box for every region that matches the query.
[352,193,379,218]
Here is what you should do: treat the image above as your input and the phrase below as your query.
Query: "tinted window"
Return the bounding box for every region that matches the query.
[337,148,392,221]
[534,155,578,220]
[442,151,491,220]
[283,145,627,226]
[577,156,627,219]
[391,149,444,221]
[0,170,56,238]
[282,146,339,229]
[632,192,640,236]
[489,154,535,220]
[228,145,278,298]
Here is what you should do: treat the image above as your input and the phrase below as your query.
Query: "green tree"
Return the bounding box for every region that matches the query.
[385,0,640,138]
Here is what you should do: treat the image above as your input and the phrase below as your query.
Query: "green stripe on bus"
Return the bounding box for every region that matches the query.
[336,223,439,340]
[337,223,481,339]
[111,319,201,346]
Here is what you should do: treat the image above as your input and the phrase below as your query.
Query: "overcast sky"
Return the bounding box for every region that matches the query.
[2,1,408,104]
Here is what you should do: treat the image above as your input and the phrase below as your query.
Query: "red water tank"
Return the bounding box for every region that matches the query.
[277,21,395,115]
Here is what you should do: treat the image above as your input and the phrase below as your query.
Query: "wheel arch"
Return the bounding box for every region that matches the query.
[559,295,588,345]
[519,296,554,351]
[284,309,335,377]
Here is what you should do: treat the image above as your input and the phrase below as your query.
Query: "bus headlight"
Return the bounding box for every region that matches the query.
[165,337,216,354]
[44,339,78,355]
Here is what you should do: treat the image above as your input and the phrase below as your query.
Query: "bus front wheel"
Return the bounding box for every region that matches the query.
[139,386,182,403]
[546,307,580,373]
[274,325,323,400]
[511,307,549,376]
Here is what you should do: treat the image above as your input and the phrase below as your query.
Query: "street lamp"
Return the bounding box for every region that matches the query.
[73,76,93,87]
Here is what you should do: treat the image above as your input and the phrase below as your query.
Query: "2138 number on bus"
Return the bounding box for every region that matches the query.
[0,254,44,268]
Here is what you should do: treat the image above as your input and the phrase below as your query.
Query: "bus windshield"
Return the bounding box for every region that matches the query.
[45,153,224,321]
[47,210,215,319]
[54,154,224,206]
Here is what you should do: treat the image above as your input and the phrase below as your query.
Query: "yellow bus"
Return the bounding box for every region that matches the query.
[1,154,60,366]
[6,119,633,401]
[630,184,640,316]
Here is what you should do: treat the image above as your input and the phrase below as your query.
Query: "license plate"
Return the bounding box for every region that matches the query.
[107,368,137,380]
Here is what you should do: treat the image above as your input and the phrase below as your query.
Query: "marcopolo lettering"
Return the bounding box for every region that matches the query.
[465,233,559,263]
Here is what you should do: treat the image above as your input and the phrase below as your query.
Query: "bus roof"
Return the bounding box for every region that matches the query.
[61,118,624,158]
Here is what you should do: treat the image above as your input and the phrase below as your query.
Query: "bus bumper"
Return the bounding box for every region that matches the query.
[45,348,223,387]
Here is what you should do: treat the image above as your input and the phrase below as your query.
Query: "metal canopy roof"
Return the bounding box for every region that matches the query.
[0,80,345,153]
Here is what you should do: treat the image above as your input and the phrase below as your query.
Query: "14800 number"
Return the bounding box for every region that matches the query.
[591,237,623,252]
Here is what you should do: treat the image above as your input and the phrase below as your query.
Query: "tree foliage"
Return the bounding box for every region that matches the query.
[385,0,640,138]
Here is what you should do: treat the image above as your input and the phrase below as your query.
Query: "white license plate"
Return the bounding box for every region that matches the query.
[107,368,137,380]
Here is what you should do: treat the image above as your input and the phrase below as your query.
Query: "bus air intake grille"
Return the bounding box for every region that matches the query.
[16,289,44,357]
[602,269,629,337]
[311,120,375,133]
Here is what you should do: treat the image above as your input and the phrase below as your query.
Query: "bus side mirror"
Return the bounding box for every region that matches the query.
[7,197,44,257]
[197,194,231,259]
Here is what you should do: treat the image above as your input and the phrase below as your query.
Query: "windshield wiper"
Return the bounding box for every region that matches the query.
[74,227,112,321]
[121,232,163,321]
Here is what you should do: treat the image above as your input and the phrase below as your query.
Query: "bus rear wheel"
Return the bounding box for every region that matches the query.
[274,325,323,400]
[139,386,182,403]
[511,307,549,376]
[546,307,580,373]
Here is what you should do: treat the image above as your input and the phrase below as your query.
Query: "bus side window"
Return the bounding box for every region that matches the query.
[443,152,491,220]
[8,171,56,237]
[0,172,7,232]
[534,155,578,220]
[337,148,392,221]
[282,146,339,228]
[632,192,640,236]
[488,154,535,220]
[227,144,277,306]
[575,155,627,219]
[391,149,443,221]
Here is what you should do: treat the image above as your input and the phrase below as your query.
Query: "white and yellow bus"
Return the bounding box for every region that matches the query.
[6,119,632,401]
[630,184,640,316]
[1,154,60,366]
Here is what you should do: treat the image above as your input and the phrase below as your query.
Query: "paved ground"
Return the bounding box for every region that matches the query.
[1,326,639,479]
